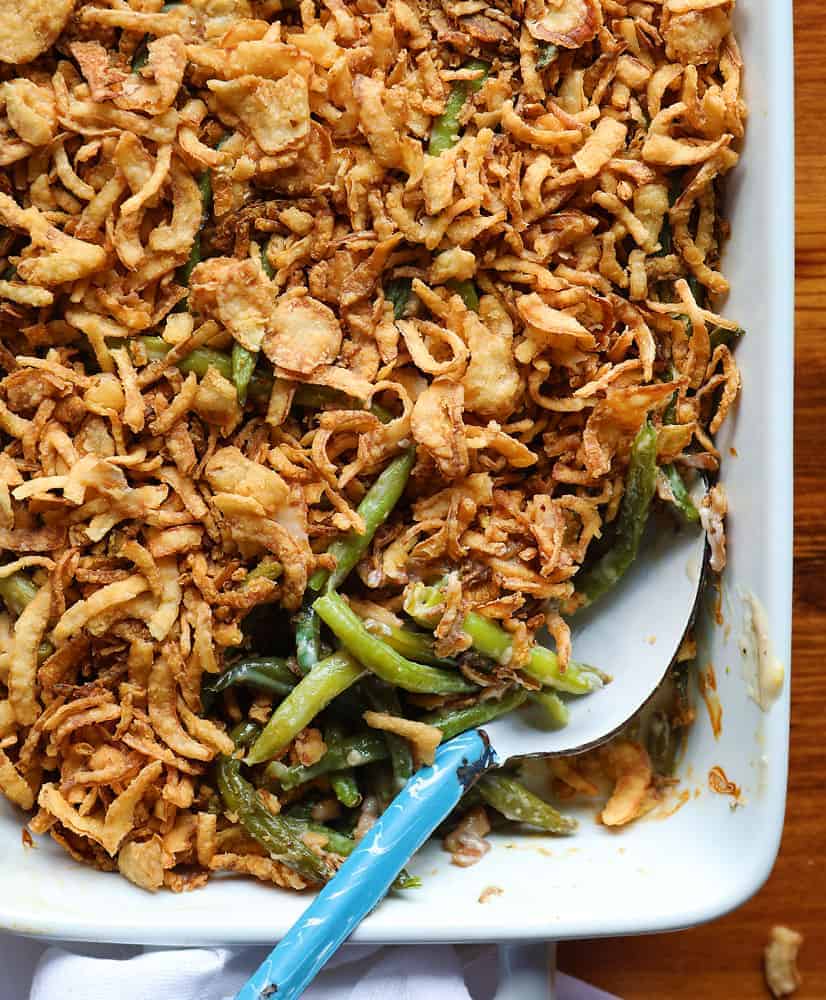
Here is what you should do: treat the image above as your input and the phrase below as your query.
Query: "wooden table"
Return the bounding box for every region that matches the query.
[559,4,826,995]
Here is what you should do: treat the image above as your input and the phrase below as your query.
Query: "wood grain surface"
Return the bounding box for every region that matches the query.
[558,3,826,996]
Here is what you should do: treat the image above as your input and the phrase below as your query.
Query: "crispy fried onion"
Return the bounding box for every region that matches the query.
[0,193,106,286]
[363,710,441,767]
[598,741,656,826]
[411,380,468,480]
[38,760,163,856]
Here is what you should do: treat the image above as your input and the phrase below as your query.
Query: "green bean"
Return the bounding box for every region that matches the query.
[142,335,396,414]
[463,61,490,93]
[404,583,600,695]
[314,592,475,695]
[324,722,362,808]
[686,274,706,308]
[131,40,150,72]
[574,421,658,608]
[294,606,321,675]
[175,171,212,289]
[535,43,559,70]
[141,339,349,409]
[323,686,366,726]
[284,800,315,820]
[661,362,680,426]
[709,325,745,351]
[362,618,456,668]
[478,773,576,834]
[428,59,490,156]
[662,393,678,427]
[197,170,213,219]
[0,570,39,617]
[131,43,149,73]
[363,679,413,789]
[661,463,700,524]
[294,384,398,421]
[384,277,412,319]
[282,816,357,857]
[138,335,230,378]
[176,228,201,286]
[231,343,258,406]
[291,383,365,412]
[456,786,483,812]
[449,279,479,311]
[392,870,422,889]
[421,688,528,741]
[216,755,333,883]
[265,732,389,789]
[282,817,420,888]
[328,772,363,810]
[246,651,365,764]
[205,794,224,815]
[135,336,272,399]
[646,710,681,775]
[242,557,283,589]
[367,759,396,810]
[289,381,367,411]
[129,1,182,74]
[0,570,54,661]
[230,719,263,749]
[202,657,296,708]
[310,448,415,592]
[261,238,275,279]
[528,689,570,730]
[136,337,398,416]
[328,770,362,808]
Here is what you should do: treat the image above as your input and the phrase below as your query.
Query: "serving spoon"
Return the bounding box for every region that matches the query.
[236,511,707,1000]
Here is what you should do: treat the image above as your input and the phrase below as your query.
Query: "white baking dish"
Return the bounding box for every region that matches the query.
[0,0,794,947]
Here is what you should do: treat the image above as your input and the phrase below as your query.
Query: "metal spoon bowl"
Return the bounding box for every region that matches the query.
[236,513,708,1000]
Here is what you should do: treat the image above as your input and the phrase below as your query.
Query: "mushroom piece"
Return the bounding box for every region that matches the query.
[525,0,601,48]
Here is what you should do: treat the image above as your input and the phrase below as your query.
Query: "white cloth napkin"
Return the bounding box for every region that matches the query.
[5,940,621,1000]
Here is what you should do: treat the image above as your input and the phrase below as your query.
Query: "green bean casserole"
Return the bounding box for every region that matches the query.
[0,0,743,891]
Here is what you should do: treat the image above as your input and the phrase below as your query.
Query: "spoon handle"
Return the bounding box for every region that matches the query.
[235,728,498,1000]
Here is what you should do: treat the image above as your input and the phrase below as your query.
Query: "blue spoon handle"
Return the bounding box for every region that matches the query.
[235,729,498,1000]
